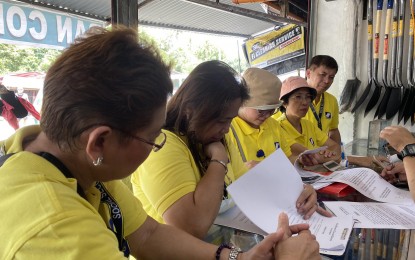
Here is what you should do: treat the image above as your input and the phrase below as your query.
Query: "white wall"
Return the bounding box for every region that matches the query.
[313,0,415,144]
[312,0,358,144]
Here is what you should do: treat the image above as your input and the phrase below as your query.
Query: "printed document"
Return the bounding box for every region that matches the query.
[324,201,415,229]
[225,149,353,255]
[294,148,413,205]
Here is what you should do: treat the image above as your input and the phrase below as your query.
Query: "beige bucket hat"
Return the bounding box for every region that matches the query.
[242,68,282,110]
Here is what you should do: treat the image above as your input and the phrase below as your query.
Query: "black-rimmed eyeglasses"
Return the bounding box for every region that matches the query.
[114,128,167,152]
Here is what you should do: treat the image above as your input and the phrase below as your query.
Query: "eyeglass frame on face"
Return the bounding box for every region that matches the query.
[288,93,314,103]
[113,127,167,152]
[72,124,167,152]
[246,105,281,117]
[255,108,278,116]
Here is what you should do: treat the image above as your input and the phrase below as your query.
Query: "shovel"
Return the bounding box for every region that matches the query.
[339,0,361,113]
[386,0,404,120]
[403,0,415,124]
[353,0,374,112]
[364,0,384,116]
[374,0,395,119]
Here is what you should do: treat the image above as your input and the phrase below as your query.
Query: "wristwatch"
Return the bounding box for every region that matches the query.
[400,143,415,159]
[228,246,242,260]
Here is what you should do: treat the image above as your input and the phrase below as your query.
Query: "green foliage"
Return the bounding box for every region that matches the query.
[140,28,248,74]
[0,44,61,75]
[0,29,249,77]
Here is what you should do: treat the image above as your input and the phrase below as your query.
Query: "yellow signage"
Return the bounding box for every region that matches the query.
[245,24,305,68]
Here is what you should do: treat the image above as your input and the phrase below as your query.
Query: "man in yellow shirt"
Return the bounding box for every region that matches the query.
[304,55,341,144]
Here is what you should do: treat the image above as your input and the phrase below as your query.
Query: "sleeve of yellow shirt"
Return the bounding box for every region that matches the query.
[131,130,199,219]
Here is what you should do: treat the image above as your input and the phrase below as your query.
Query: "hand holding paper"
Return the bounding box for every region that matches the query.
[226,149,353,255]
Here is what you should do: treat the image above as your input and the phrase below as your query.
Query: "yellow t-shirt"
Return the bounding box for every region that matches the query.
[305,92,339,134]
[0,126,146,259]
[277,115,329,150]
[131,130,247,223]
[229,116,293,162]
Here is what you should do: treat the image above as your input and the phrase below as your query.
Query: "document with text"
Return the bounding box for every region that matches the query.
[226,149,353,255]
[294,148,413,205]
[323,201,415,229]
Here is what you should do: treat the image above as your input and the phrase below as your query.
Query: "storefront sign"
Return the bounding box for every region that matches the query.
[0,0,104,49]
[245,24,305,68]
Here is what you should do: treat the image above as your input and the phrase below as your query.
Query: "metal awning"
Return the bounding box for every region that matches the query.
[15,0,307,38]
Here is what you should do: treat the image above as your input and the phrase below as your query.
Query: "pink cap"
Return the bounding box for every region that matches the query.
[279,76,316,101]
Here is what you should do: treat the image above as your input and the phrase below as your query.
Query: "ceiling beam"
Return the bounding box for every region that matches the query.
[13,0,107,20]
[138,21,250,38]
[180,0,307,27]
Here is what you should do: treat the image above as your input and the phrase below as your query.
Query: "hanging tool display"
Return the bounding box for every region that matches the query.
[385,0,404,120]
[400,0,415,123]
[352,0,374,112]
[357,0,415,123]
[364,0,384,116]
[373,0,394,119]
[339,0,361,113]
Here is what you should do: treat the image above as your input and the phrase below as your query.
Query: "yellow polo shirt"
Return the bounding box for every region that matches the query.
[277,114,329,150]
[305,92,339,134]
[229,116,293,162]
[131,130,247,223]
[0,126,146,259]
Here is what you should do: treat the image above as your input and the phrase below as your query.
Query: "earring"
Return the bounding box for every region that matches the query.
[93,156,103,166]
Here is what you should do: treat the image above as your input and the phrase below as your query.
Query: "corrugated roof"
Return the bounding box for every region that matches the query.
[15,0,306,38]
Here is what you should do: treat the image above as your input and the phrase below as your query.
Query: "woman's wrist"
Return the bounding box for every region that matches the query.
[210,159,228,174]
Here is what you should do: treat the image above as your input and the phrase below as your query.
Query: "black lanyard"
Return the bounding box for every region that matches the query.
[95,182,130,257]
[310,94,324,130]
[34,152,130,257]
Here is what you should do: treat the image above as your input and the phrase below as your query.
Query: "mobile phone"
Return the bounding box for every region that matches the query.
[322,160,342,171]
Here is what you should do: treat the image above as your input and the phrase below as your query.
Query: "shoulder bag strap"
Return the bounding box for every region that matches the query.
[230,124,247,162]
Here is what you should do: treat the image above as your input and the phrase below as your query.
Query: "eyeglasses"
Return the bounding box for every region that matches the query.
[255,108,277,116]
[114,128,167,152]
[289,94,313,102]
[73,124,167,152]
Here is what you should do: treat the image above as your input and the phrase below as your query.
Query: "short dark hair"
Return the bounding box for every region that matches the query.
[41,27,173,151]
[165,60,249,174]
[279,88,316,113]
[308,55,338,72]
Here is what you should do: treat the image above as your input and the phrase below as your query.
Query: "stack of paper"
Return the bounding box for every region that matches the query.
[217,149,354,256]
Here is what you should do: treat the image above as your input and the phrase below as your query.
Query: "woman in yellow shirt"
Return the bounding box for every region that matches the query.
[276,76,341,157]
[132,61,326,240]
[230,68,333,168]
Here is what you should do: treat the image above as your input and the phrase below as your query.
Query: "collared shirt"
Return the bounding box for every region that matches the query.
[131,130,247,223]
[277,114,329,150]
[0,125,146,259]
[229,116,293,162]
[305,92,339,134]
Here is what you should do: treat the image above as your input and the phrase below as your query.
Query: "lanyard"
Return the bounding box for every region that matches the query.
[38,152,130,257]
[95,182,130,257]
[310,93,324,130]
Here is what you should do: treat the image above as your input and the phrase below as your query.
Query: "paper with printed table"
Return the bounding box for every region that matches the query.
[294,148,413,205]
[220,149,353,256]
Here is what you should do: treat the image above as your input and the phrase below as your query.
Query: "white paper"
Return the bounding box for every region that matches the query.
[294,147,337,189]
[316,168,413,205]
[226,149,354,255]
[293,148,413,205]
[214,206,267,236]
[324,201,415,229]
